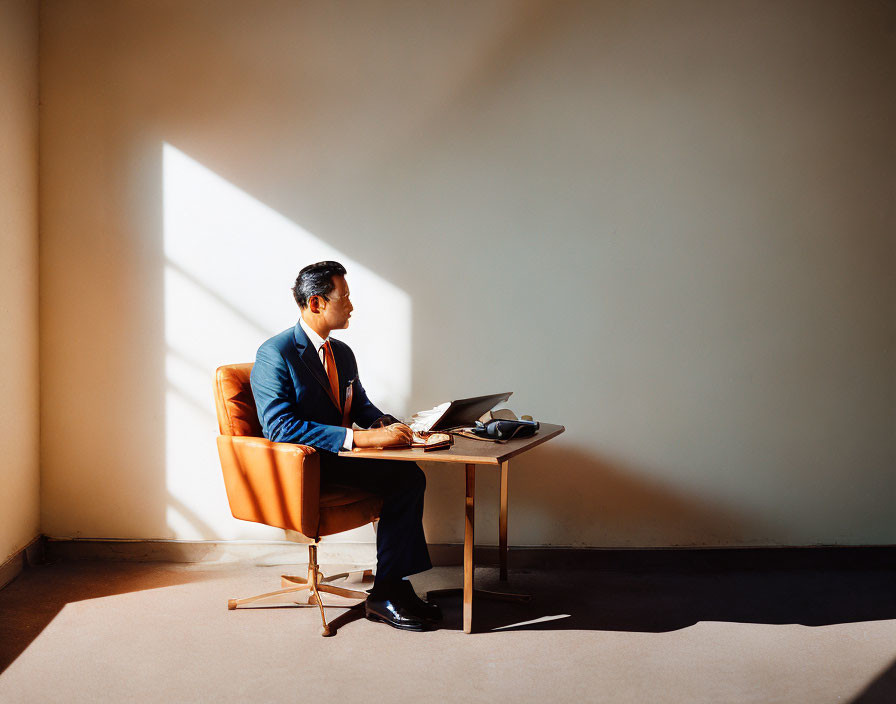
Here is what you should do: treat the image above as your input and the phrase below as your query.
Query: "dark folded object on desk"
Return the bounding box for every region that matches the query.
[471,418,539,441]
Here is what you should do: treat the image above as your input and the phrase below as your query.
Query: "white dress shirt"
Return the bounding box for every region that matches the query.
[299,317,353,450]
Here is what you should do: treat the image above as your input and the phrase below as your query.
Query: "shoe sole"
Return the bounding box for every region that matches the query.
[365,612,434,632]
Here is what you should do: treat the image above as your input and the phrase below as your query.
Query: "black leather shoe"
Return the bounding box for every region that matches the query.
[396,580,443,623]
[365,597,435,632]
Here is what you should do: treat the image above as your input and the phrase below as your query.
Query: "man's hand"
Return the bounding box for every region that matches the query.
[353,423,414,449]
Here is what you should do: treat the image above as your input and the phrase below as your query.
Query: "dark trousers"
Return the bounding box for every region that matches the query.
[318,455,432,581]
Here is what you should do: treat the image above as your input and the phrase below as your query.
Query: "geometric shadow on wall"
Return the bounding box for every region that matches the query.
[162,143,411,539]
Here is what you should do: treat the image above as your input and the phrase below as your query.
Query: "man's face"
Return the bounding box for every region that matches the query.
[318,274,353,330]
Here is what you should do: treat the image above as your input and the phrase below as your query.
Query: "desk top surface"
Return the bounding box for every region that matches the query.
[338,422,565,465]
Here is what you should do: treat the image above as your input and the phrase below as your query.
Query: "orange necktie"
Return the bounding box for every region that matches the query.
[322,340,341,412]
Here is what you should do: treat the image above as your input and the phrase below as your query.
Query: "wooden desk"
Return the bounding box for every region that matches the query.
[340,422,565,633]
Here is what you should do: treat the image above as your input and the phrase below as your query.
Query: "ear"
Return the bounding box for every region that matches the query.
[308,296,323,314]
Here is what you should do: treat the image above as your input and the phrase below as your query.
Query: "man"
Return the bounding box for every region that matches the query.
[250,260,441,631]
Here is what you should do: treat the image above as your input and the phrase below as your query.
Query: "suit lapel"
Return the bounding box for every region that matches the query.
[293,322,341,412]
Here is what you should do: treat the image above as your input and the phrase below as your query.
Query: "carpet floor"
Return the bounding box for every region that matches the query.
[1,560,894,703]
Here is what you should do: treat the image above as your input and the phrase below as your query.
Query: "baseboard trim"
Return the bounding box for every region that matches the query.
[43,538,377,567]
[431,544,896,571]
[0,535,45,590]
[41,538,896,571]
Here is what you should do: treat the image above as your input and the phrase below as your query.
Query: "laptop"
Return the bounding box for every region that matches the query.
[428,392,513,432]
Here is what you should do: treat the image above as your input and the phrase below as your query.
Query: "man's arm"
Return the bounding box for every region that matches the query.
[348,376,392,429]
[251,345,349,454]
[369,414,402,428]
[349,381,413,447]
[251,345,410,452]
[338,344,395,430]
[340,350,414,445]
[346,377,413,446]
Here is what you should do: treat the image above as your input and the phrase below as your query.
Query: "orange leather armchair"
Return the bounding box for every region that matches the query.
[215,363,383,635]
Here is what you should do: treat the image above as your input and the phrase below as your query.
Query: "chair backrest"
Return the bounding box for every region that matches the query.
[214,363,263,437]
[214,362,382,540]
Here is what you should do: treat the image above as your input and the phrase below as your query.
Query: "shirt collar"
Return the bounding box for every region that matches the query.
[299,316,328,352]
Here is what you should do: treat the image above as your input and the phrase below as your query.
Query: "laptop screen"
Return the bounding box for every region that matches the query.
[429,392,513,431]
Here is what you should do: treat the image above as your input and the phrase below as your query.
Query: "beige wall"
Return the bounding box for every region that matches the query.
[0,0,40,565]
[39,0,895,547]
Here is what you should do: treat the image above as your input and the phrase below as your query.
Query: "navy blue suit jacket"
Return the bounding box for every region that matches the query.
[250,322,386,454]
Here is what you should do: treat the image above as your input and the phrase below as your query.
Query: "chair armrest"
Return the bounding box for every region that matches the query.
[216,435,321,537]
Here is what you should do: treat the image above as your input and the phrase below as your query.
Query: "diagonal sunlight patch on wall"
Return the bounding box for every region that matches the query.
[162,143,411,540]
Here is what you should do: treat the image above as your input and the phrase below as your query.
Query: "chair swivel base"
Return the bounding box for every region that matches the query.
[227,544,372,636]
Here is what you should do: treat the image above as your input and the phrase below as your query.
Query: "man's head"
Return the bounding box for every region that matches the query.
[293,260,353,332]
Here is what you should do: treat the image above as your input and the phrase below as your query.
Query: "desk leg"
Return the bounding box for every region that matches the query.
[464,463,475,634]
[499,460,509,581]
[422,462,528,629]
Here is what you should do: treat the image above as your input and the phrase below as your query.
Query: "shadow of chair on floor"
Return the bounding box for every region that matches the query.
[267,555,896,642]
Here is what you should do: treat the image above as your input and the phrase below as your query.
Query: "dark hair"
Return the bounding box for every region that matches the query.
[292,260,347,309]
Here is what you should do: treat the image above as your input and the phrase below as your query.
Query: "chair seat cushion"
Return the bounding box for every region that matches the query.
[320,484,377,508]
[319,485,383,536]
